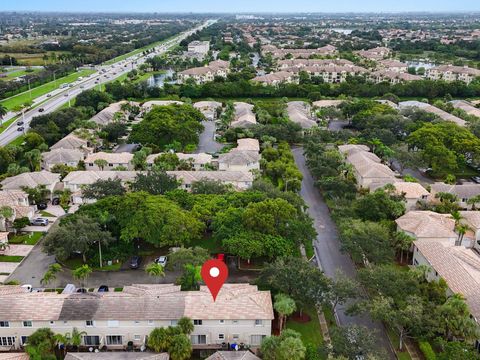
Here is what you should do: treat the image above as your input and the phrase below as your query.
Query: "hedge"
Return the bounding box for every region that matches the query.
[419,341,437,360]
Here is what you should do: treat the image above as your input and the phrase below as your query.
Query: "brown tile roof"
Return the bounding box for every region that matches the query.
[65,352,169,360]
[205,351,261,360]
[1,171,60,190]
[396,211,456,239]
[431,182,480,199]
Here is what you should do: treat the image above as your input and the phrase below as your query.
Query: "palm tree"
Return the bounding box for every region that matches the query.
[0,104,7,126]
[467,195,480,210]
[177,317,194,335]
[0,241,10,254]
[54,332,72,356]
[72,265,92,289]
[41,264,63,290]
[274,293,297,330]
[145,262,165,283]
[70,327,87,351]
[0,206,14,231]
[24,149,42,171]
[455,223,471,247]
[94,159,108,171]
[168,334,192,360]
[393,231,415,264]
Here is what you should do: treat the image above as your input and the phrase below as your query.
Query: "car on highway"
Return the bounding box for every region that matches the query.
[17,121,24,126]
[94,81,99,84]
[96,78,100,81]
[80,85,84,89]
[64,93,68,97]
[46,94,52,98]
[30,218,49,226]
[154,256,168,266]
[17,127,24,132]
[38,108,44,112]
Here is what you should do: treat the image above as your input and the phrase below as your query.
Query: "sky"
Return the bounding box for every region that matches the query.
[1,0,480,13]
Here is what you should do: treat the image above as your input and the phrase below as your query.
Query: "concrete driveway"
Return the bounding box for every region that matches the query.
[196,120,224,154]
[293,147,395,359]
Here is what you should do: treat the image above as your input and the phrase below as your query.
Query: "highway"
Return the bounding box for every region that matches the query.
[0,19,215,146]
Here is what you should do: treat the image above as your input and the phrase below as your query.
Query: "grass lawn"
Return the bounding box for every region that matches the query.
[0,255,24,262]
[0,115,19,134]
[286,307,323,348]
[8,232,43,245]
[386,327,412,360]
[39,210,56,218]
[0,51,70,66]
[0,68,42,81]
[104,38,171,65]
[0,69,95,110]
[7,134,25,147]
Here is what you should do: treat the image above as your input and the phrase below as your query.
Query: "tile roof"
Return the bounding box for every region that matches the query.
[42,148,84,164]
[312,99,345,108]
[459,211,480,229]
[142,101,184,111]
[431,182,480,199]
[193,101,222,110]
[218,151,260,166]
[63,171,138,186]
[287,101,317,129]
[252,71,294,84]
[0,284,273,322]
[236,139,260,152]
[65,352,169,360]
[0,190,28,206]
[396,211,456,239]
[393,182,429,199]
[450,100,480,118]
[231,103,257,128]
[205,351,261,360]
[90,101,124,126]
[146,153,213,165]
[51,133,90,151]
[84,152,133,164]
[169,171,254,185]
[1,171,60,190]
[399,101,466,127]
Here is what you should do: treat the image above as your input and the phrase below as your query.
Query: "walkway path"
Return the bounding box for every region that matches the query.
[292,147,396,359]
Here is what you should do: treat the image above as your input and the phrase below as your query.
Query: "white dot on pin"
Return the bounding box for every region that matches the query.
[210,267,220,278]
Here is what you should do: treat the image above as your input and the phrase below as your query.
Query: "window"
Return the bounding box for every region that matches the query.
[84,336,100,346]
[250,335,266,346]
[170,320,178,326]
[0,321,9,328]
[218,334,225,340]
[107,320,119,328]
[106,335,122,345]
[193,319,203,325]
[85,320,94,327]
[219,320,225,324]
[414,259,419,266]
[148,320,154,326]
[462,198,468,203]
[21,336,28,345]
[134,320,140,325]
[22,321,32,328]
[49,321,55,326]
[191,335,206,345]
[0,337,15,346]
[134,335,141,341]
[63,321,68,325]
[232,320,239,324]
[233,334,239,341]
[255,319,263,326]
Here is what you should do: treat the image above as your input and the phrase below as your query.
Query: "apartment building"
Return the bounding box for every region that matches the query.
[262,44,337,59]
[369,70,422,84]
[187,41,210,55]
[251,71,297,86]
[356,46,391,60]
[377,59,408,73]
[177,60,230,84]
[84,152,134,171]
[0,284,273,352]
[285,65,367,83]
[426,65,480,84]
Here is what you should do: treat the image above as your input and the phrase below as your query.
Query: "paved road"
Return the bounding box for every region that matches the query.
[195,120,224,154]
[292,147,395,359]
[0,20,216,146]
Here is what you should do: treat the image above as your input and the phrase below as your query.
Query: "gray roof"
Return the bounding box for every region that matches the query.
[65,353,169,360]
[42,148,84,164]
[431,182,480,199]
[1,171,60,190]
[218,151,260,166]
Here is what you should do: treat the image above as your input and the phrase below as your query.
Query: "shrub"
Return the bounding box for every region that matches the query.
[419,341,437,360]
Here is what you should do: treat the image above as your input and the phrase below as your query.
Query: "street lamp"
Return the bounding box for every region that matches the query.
[27,78,32,99]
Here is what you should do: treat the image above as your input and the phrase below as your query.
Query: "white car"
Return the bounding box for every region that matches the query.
[154,256,168,267]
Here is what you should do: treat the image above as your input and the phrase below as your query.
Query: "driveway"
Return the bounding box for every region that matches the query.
[292,147,395,359]
[196,120,224,154]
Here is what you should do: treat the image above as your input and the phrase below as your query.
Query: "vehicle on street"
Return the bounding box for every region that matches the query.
[76,288,87,293]
[471,176,480,184]
[17,127,24,132]
[52,198,60,205]
[30,218,49,226]
[154,256,168,266]
[98,285,109,292]
[46,94,52,98]
[38,108,44,112]
[129,256,141,269]
[64,93,68,97]
[37,203,47,210]
[17,121,24,126]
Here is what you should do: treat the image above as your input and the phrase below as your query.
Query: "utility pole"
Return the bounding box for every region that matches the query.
[98,241,103,268]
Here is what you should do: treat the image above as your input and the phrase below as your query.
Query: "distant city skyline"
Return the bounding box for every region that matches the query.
[1,0,480,13]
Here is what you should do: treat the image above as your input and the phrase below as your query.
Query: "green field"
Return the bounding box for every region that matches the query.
[8,232,43,245]
[0,255,24,262]
[0,51,70,66]
[0,68,42,81]
[286,307,324,348]
[0,69,95,110]
[104,38,171,65]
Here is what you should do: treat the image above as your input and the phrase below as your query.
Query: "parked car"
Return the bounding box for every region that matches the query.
[129,256,141,269]
[76,288,87,293]
[38,108,44,112]
[52,198,60,205]
[17,127,24,132]
[30,218,49,226]
[471,176,480,184]
[98,285,109,292]
[37,203,48,210]
[154,256,167,266]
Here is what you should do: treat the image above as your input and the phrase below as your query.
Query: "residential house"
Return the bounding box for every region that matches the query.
[41,149,85,171]
[218,151,260,172]
[0,284,273,351]
[91,101,134,126]
[193,101,222,120]
[205,351,261,360]
[377,59,408,73]
[429,182,480,209]
[399,101,466,127]
[312,100,345,108]
[356,47,391,60]
[146,153,213,171]
[450,100,480,119]
[0,171,61,200]
[426,65,480,84]
[84,152,134,171]
[369,70,422,84]
[0,190,35,231]
[65,353,169,360]
[287,101,317,129]
[142,101,184,113]
[236,138,260,152]
[169,171,254,191]
[395,210,457,243]
[251,71,297,86]
[177,60,230,84]
[231,103,257,128]
[459,211,480,250]
[50,132,94,155]
[392,182,430,211]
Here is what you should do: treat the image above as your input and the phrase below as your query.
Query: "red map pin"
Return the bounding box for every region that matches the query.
[201,259,228,302]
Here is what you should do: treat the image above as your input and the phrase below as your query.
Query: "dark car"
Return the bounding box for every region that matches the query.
[52,198,61,205]
[37,203,48,210]
[98,285,109,292]
[16,121,24,126]
[76,288,87,293]
[17,127,24,132]
[129,256,141,269]
[38,108,44,112]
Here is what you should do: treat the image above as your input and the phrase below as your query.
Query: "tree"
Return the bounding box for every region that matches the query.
[179,263,202,291]
[75,89,112,111]
[132,148,152,170]
[148,327,171,352]
[93,159,108,171]
[0,206,14,231]
[0,104,7,125]
[131,169,179,195]
[166,246,210,271]
[329,270,360,312]
[153,153,180,170]
[43,215,115,263]
[25,328,56,360]
[21,185,50,205]
[177,317,194,335]
[191,179,232,194]
[439,294,478,341]
[260,329,306,360]
[72,264,92,288]
[328,325,382,360]
[24,149,42,171]
[169,334,192,360]
[145,262,166,283]
[274,293,297,330]
[41,263,62,290]
[82,178,126,200]
[354,188,406,222]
